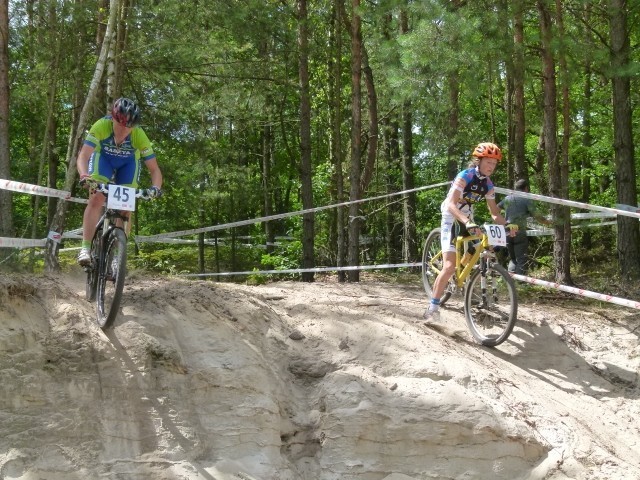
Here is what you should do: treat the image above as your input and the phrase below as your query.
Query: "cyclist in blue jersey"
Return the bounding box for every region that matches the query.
[76,98,163,266]
[424,142,518,321]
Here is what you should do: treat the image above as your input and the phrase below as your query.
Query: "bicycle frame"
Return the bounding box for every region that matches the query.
[84,182,153,329]
[99,209,130,241]
[427,232,493,289]
[421,225,518,347]
[452,233,492,287]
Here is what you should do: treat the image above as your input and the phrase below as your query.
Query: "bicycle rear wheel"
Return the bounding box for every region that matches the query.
[96,228,127,329]
[421,228,452,305]
[464,262,517,347]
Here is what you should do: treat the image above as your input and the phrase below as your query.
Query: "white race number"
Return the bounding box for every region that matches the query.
[485,224,507,247]
[107,185,136,211]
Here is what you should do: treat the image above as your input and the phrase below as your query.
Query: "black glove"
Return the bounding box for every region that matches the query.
[147,186,163,199]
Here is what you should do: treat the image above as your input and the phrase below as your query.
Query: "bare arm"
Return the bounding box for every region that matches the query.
[487,196,507,225]
[145,158,163,189]
[445,188,472,224]
[76,144,95,178]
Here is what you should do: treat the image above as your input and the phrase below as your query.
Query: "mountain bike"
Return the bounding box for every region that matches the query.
[421,224,517,347]
[83,183,153,329]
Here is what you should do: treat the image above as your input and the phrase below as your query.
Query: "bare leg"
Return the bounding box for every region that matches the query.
[82,192,107,242]
[430,251,456,300]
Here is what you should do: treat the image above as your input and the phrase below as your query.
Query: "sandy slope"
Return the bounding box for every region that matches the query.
[0,272,638,480]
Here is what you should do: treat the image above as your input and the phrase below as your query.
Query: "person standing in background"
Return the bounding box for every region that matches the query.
[498,179,551,275]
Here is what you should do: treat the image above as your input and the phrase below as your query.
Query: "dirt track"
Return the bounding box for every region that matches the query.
[0,273,638,479]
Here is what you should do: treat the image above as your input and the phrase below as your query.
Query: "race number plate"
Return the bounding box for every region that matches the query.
[107,185,136,211]
[485,224,507,247]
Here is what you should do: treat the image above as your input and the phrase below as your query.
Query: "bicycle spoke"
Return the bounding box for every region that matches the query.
[422,229,453,305]
[464,263,517,347]
[96,228,127,329]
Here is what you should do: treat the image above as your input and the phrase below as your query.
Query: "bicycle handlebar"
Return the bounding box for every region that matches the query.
[466,223,515,236]
[88,182,155,200]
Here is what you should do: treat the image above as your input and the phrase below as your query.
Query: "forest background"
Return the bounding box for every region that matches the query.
[1,0,639,286]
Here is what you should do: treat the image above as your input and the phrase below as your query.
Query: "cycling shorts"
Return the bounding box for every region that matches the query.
[88,153,141,188]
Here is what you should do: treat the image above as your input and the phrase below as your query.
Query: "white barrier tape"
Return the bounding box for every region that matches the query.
[143,183,633,243]
[0,227,83,248]
[615,203,639,212]
[138,182,450,242]
[495,187,640,220]
[0,237,47,248]
[571,212,616,220]
[179,262,422,277]
[526,221,617,237]
[0,178,89,204]
[0,178,71,200]
[511,273,640,310]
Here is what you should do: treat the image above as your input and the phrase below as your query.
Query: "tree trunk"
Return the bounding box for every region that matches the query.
[446,73,460,181]
[580,2,593,250]
[32,48,60,268]
[383,116,401,264]
[297,0,315,282]
[512,0,527,182]
[400,10,418,263]
[609,0,640,279]
[538,0,571,285]
[359,47,378,194]
[32,0,61,251]
[0,0,13,241]
[555,0,572,283]
[262,122,275,254]
[44,0,121,272]
[347,0,362,282]
[330,3,346,282]
[110,0,129,100]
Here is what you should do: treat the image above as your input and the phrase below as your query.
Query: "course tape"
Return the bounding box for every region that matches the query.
[494,187,640,220]
[0,178,88,204]
[137,182,450,242]
[527,221,616,237]
[143,185,638,243]
[0,229,83,249]
[0,237,47,248]
[511,273,640,310]
[180,262,422,277]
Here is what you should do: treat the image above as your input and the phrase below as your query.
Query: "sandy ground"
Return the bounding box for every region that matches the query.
[0,271,638,479]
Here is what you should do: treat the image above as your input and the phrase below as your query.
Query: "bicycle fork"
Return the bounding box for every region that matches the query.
[479,255,498,308]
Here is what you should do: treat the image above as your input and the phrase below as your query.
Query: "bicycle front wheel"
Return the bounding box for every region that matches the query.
[421,228,452,305]
[96,228,127,329]
[85,229,101,302]
[463,262,517,347]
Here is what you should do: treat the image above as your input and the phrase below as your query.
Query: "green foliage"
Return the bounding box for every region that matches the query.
[4,0,640,280]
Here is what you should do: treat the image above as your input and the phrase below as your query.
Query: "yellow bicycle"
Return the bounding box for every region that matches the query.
[421,225,518,347]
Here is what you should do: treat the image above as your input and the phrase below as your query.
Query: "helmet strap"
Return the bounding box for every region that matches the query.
[474,165,487,180]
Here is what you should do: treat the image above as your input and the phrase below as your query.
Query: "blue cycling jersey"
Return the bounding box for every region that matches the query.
[443,167,495,216]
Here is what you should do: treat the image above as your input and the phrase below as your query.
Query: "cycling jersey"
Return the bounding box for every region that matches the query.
[85,117,156,187]
[439,166,495,253]
[442,166,495,216]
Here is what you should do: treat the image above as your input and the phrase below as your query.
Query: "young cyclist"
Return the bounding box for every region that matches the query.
[424,142,517,321]
[76,97,163,266]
